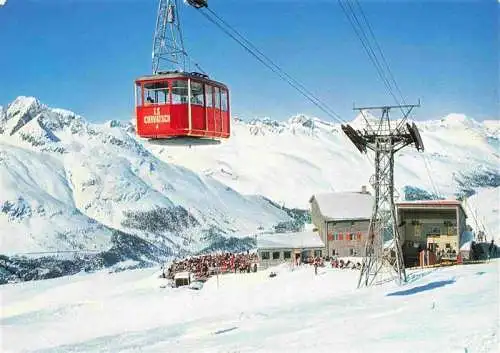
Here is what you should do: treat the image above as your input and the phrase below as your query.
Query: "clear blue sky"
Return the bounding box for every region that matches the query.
[0,0,497,123]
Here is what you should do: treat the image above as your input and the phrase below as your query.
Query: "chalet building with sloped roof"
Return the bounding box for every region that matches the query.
[309,186,373,257]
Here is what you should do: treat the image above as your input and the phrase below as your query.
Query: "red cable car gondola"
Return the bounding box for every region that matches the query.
[135,71,230,139]
[135,0,230,140]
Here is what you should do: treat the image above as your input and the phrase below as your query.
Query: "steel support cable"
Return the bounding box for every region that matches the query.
[351,0,413,133]
[183,50,207,74]
[350,0,415,131]
[198,6,388,209]
[199,4,407,202]
[198,7,346,124]
[339,0,435,202]
[204,7,345,124]
[338,0,402,110]
[353,0,406,106]
[422,153,441,198]
[339,0,414,136]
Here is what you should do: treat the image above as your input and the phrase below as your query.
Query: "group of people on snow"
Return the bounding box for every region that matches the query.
[163,252,259,280]
[307,256,362,275]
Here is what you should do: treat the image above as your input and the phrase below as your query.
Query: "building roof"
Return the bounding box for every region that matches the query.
[174,271,191,279]
[257,231,325,250]
[310,192,373,221]
[396,200,461,206]
[396,199,467,216]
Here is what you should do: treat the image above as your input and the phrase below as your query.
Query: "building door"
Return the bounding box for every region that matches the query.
[294,252,301,265]
[428,242,438,253]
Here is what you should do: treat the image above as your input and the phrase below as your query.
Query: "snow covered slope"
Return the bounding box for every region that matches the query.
[147,112,499,240]
[1,96,498,258]
[466,187,500,242]
[1,261,498,352]
[149,113,499,210]
[0,97,290,257]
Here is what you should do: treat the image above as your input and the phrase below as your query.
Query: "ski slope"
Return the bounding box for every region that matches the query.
[1,261,498,352]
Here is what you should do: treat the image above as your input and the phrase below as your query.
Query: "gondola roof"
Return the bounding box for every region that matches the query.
[135,71,228,89]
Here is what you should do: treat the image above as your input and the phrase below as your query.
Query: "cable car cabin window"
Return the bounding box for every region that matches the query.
[205,84,213,107]
[135,83,142,106]
[143,81,169,105]
[172,80,189,104]
[190,81,204,106]
[221,89,228,112]
[214,86,221,109]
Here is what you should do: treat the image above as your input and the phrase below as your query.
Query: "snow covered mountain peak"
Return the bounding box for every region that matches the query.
[0,97,292,259]
[2,96,43,134]
[1,96,499,265]
[349,110,379,130]
[244,117,286,135]
[288,114,315,126]
[440,113,478,128]
[0,97,95,154]
[6,96,41,116]
[238,113,339,137]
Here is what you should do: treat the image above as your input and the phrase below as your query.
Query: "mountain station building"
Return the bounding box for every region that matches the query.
[396,200,468,267]
[309,186,373,257]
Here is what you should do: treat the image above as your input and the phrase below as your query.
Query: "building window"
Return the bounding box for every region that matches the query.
[414,224,421,238]
[261,251,269,260]
[332,249,337,256]
[349,248,355,256]
[314,250,322,257]
[272,251,280,260]
[424,224,442,236]
[444,221,456,236]
[284,251,291,259]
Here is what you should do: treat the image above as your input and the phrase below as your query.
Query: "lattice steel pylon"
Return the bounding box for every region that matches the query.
[341,103,424,288]
[152,0,187,74]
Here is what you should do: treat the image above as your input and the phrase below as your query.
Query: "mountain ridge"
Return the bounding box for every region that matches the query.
[0,96,498,281]
[0,97,291,259]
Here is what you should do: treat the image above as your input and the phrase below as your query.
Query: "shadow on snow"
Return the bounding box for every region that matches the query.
[386,279,455,297]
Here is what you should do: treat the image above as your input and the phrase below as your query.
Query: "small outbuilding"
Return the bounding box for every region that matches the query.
[257,231,325,269]
[174,271,192,287]
[396,200,468,267]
